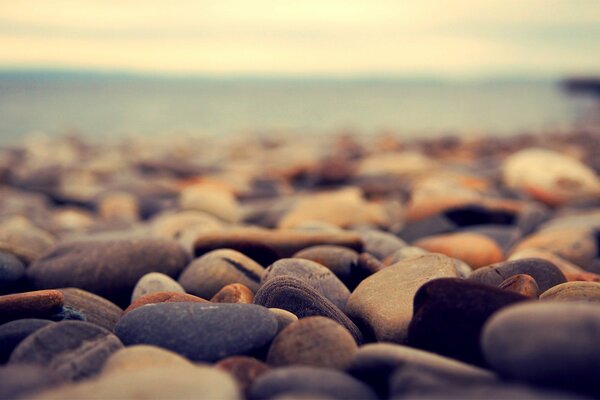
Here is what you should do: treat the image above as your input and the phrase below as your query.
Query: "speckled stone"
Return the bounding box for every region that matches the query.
[498,274,540,298]
[131,272,185,302]
[59,288,123,331]
[101,345,193,374]
[27,238,190,306]
[9,321,123,381]
[211,283,255,304]
[263,258,350,311]
[216,356,271,396]
[539,281,600,303]
[0,319,54,363]
[253,276,363,344]
[193,227,362,266]
[482,302,600,395]
[267,316,358,370]
[346,254,459,343]
[115,303,278,362]
[178,249,265,299]
[0,290,64,324]
[293,245,359,283]
[407,278,528,365]
[249,366,377,400]
[0,364,65,399]
[124,291,209,314]
[469,258,566,292]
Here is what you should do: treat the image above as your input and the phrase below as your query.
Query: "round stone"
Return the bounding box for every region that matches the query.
[0,319,54,363]
[267,316,358,369]
[263,258,350,311]
[216,356,270,396]
[9,321,123,381]
[124,291,209,314]
[27,238,190,306]
[346,254,459,343]
[131,272,185,302]
[180,184,240,222]
[0,251,25,291]
[407,278,528,365]
[482,302,600,394]
[211,283,255,304]
[101,345,193,374]
[253,276,363,344]
[356,229,406,260]
[540,281,600,303]
[249,366,377,400]
[115,303,278,362]
[268,308,298,333]
[293,245,359,283]
[469,258,566,292]
[178,249,264,299]
[0,290,64,324]
[0,223,56,263]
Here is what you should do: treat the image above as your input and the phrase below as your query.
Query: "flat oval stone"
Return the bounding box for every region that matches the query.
[0,290,64,324]
[180,184,240,222]
[469,258,566,292]
[32,365,241,400]
[101,345,192,374]
[0,364,65,399]
[9,321,123,381]
[27,238,190,306]
[0,319,54,363]
[414,232,504,269]
[59,288,123,331]
[179,249,265,298]
[346,254,459,343]
[0,251,25,291]
[498,274,540,298]
[0,224,56,264]
[124,291,209,314]
[407,278,528,365]
[482,302,600,394]
[216,356,270,396]
[115,303,278,362]
[382,246,429,266]
[269,308,298,333]
[509,248,600,282]
[131,272,185,302]
[193,227,362,266]
[357,229,406,260]
[267,316,357,370]
[211,283,255,304]
[253,276,363,344]
[540,281,600,303]
[293,245,358,283]
[263,258,350,311]
[249,366,377,400]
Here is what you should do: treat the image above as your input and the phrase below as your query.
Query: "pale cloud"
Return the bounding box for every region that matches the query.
[0,0,599,75]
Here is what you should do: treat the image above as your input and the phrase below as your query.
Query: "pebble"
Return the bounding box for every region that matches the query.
[9,321,123,381]
[101,345,192,374]
[150,210,223,239]
[356,228,406,260]
[32,364,241,400]
[262,258,350,311]
[249,366,377,400]
[0,251,25,291]
[407,278,528,365]
[97,192,139,222]
[0,364,65,399]
[131,272,185,302]
[27,238,190,306]
[59,288,123,331]
[253,276,363,344]
[498,274,540,298]
[414,232,504,269]
[482,301,600,395]
[211,283,255,303]
[193,227,362,266]
[0,222,56,263]
[539,281,600,303]
[346,254,459,342]
[124,291,209,313]
[509,248,600,282]
[115,302,278,362]
[469,258,567,292]
[216,356,271,396]
[180,183,240,222]
[293,245,358,284]
[268,308,298,333]
[179,248,265,298]
[0,290,64,324]
[266,316,357,369]
[0,319,54,363]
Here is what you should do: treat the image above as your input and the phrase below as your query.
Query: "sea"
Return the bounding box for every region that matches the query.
[0,71,597,144]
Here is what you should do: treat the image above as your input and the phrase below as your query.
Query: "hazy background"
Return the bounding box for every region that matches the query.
[1,0,599,142]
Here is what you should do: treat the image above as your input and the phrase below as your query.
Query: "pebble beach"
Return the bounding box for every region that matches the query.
[1,129,600,399]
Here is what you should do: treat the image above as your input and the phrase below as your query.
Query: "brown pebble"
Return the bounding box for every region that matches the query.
[0,290,63,323]
[211,283,254,304]
[498,274,540,298]
[124,291,209,314]
[215,356,270,395]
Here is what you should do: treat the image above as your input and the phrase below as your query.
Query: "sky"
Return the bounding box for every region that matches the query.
[1,0,599,77]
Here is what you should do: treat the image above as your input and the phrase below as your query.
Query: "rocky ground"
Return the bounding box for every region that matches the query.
[0,130,600,399]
